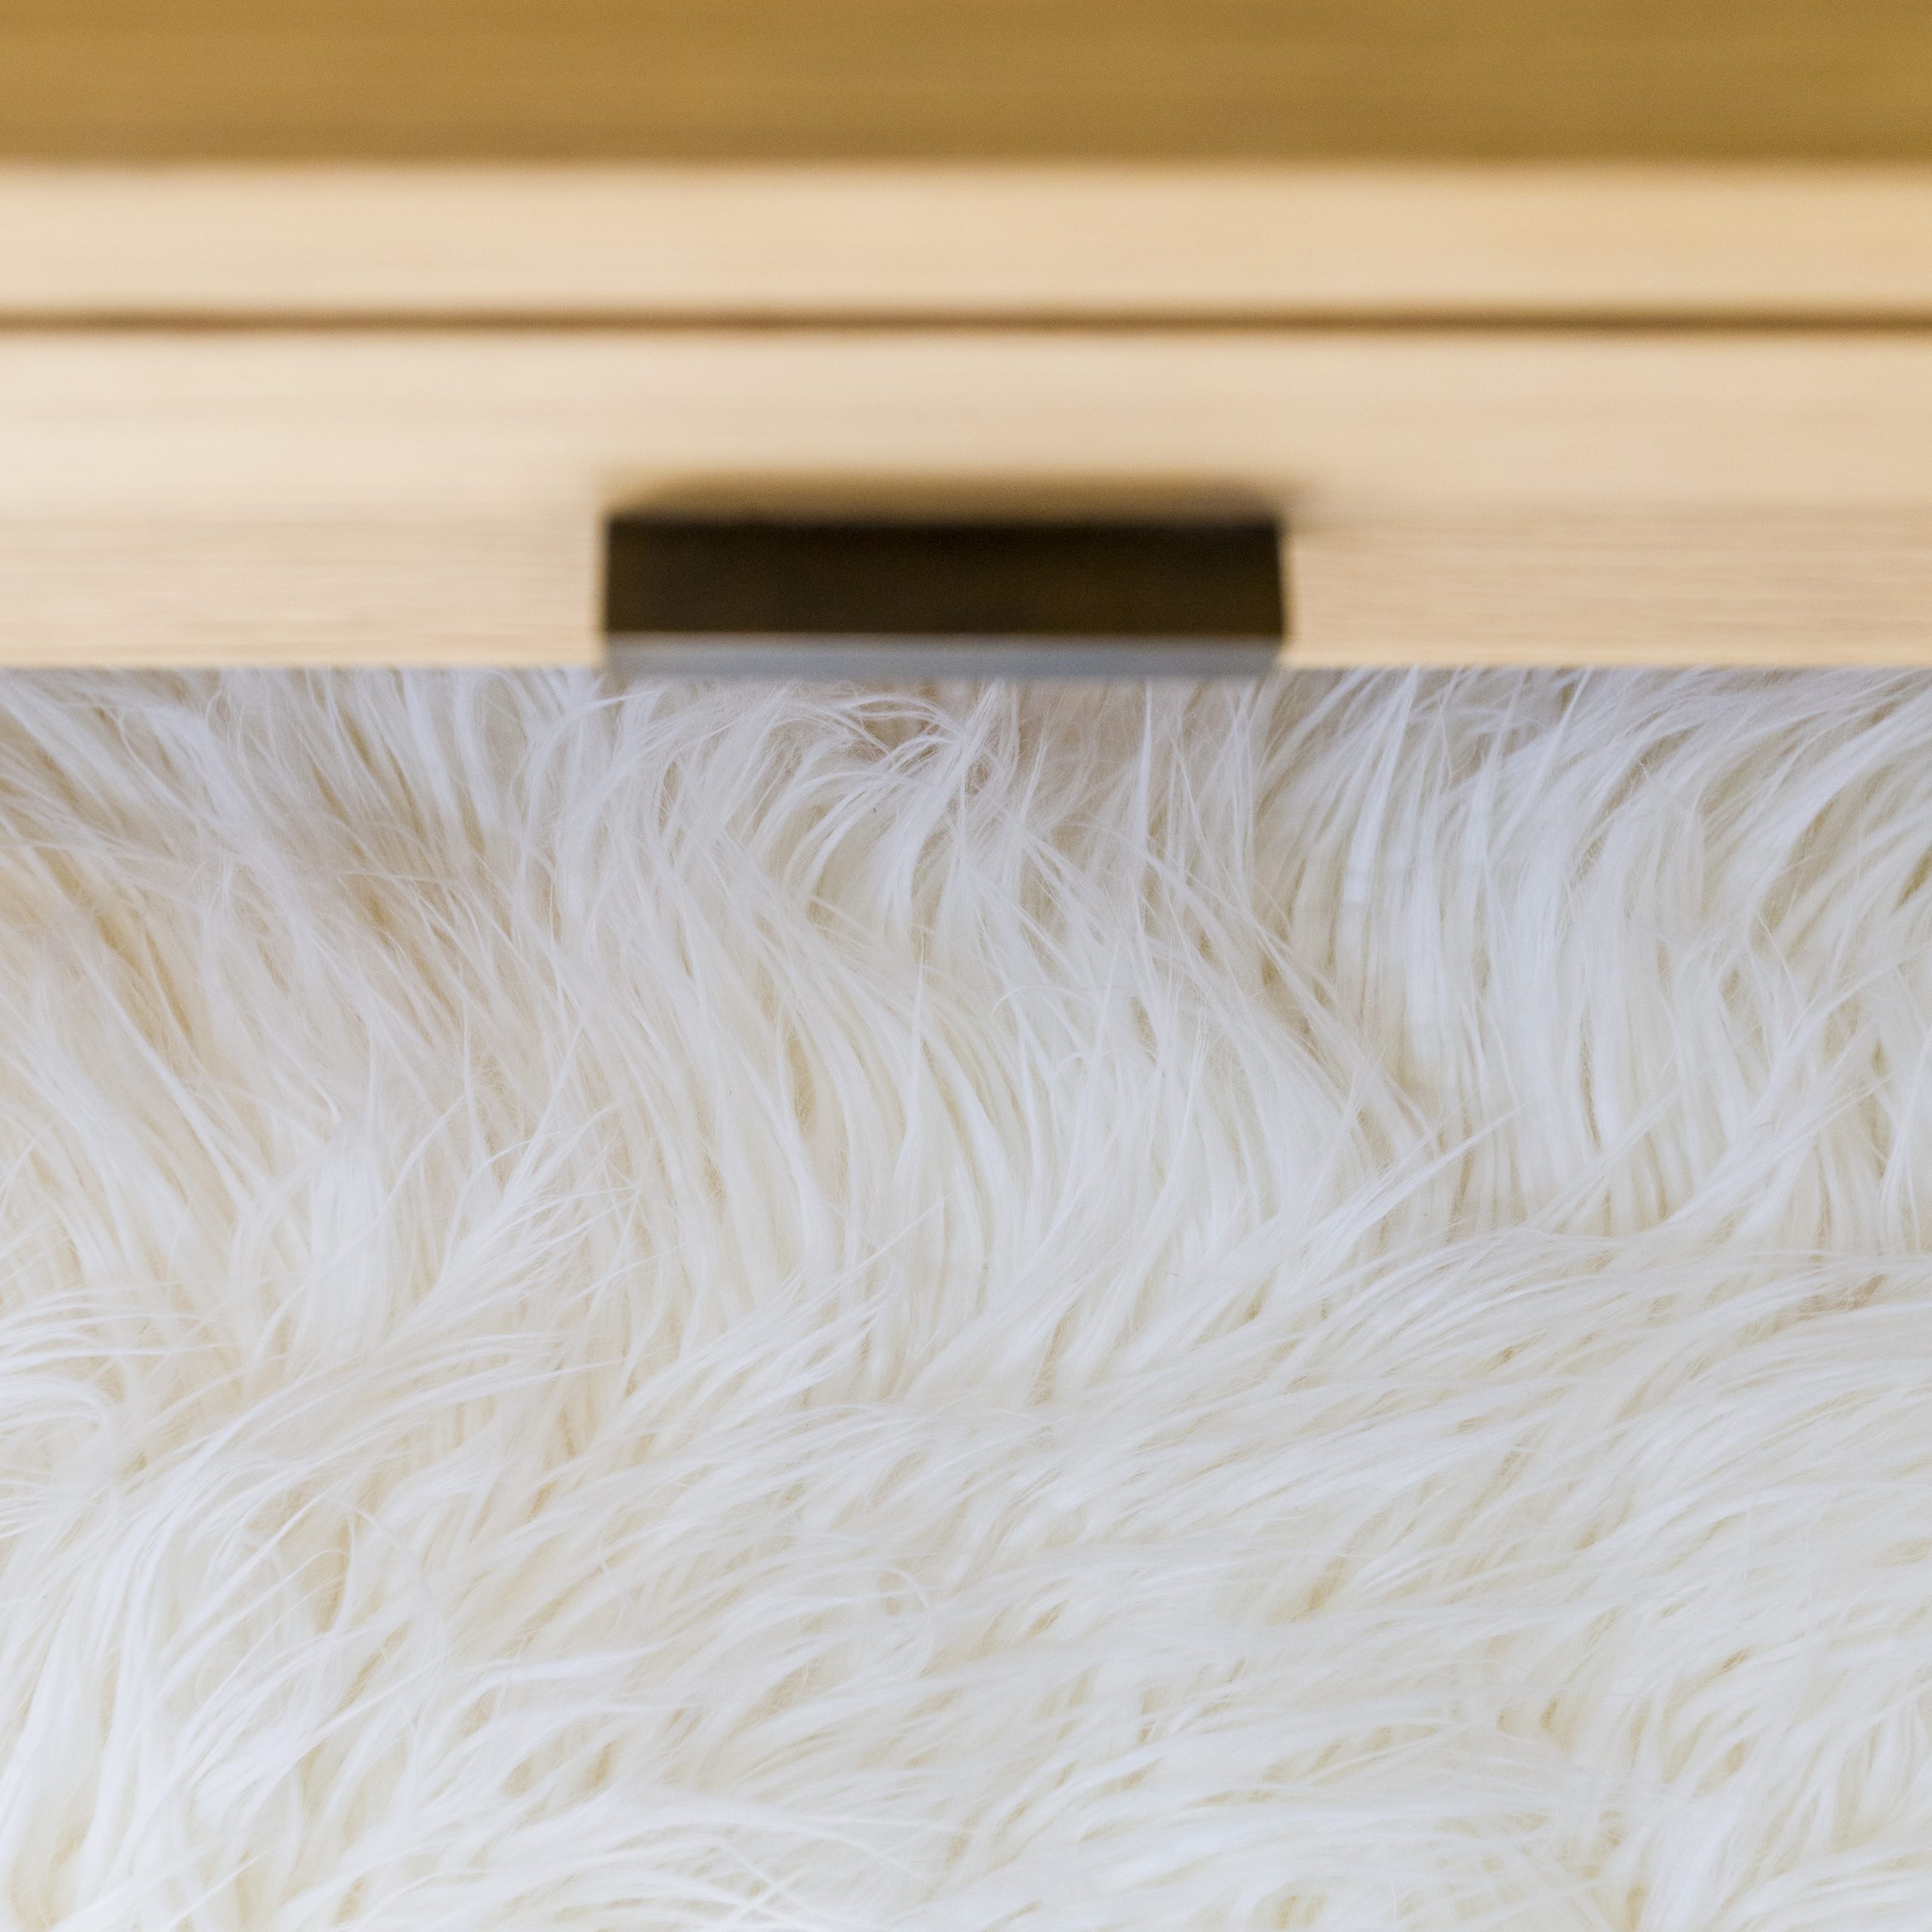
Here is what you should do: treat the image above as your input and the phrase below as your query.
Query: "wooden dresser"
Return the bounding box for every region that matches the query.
[4,1,1931,667]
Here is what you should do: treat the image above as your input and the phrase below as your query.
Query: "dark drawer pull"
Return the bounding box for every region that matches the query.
[605,513,1285,678]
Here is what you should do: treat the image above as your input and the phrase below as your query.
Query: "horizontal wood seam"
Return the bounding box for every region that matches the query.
[8,313,1932,336]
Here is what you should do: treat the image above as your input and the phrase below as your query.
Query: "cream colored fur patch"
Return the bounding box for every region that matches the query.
[0,669,1926,1930]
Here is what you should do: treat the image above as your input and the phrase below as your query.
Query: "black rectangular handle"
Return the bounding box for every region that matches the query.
[605,513,1286,678]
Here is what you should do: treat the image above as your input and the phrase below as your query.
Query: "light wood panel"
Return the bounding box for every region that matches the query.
[6,167,1932,323]
[1,2,1929,164]
[4,329,1931,666]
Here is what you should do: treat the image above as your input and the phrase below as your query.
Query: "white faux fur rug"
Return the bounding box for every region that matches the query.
[2,669,1931,1930]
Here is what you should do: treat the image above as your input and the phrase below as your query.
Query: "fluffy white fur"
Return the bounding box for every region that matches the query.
[0,669,1930,1929]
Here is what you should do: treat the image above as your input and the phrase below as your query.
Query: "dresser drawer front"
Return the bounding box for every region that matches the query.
[4,328,1931,666]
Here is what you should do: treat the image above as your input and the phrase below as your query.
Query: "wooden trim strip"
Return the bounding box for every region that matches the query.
[5,166,1932,323]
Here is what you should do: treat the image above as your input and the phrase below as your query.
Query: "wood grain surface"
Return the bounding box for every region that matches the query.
[10,5,1930,669]
[4,328,1930,666]
[1,1,1928,164]
[5,166,1932,323]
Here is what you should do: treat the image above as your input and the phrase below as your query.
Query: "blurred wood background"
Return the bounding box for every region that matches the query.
[2,0,1929,163]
